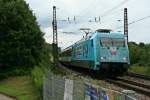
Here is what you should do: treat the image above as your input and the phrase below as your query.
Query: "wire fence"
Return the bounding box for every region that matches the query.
[43,70,143,100]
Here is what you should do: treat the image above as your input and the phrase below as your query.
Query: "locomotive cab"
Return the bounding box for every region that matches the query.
[95,29,130,75]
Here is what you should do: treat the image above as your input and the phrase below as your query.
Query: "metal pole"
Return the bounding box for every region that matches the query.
[52,6,58,64]
[124,8,128,42]
[52,6,58,45]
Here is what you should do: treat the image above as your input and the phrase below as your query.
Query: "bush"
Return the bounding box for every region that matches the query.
[31,61,57,98]
[129,64,150,75]
[0,66,31,80]
[0,0,45,67]
[31,66,44,98]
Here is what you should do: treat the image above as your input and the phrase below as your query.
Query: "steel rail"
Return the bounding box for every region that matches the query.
[127,72,150,80]
[105,78,150,96]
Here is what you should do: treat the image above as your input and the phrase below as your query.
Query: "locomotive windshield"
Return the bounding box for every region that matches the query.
[100,38,125,47]
[112,39,125,47]
[100,38,112,46]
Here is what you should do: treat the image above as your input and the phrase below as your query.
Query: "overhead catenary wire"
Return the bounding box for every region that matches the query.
[89,0,131,25]
[57,0,131,24]
[100,0,131,18]
[115,15,150,30]
[52,0,135,34]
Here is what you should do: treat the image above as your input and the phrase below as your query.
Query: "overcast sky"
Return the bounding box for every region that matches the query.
[25,0,150,48]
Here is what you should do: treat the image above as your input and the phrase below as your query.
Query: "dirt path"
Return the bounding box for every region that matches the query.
[0,94,15,100]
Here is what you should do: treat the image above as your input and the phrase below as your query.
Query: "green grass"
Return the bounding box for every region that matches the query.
[0,76,39,100]
[31,63,66,98]
[129,64,150,76]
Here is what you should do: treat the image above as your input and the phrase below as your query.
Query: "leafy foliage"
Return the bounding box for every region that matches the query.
[0,0,45,67]
[128,42,150,66]
[129,64,150,75]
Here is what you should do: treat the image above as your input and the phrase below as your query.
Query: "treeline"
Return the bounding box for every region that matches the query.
[0,0,46,67]
[129,42,150,67]
[0,0,52,98]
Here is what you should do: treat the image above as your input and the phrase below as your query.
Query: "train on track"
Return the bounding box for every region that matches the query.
[59,29,130,76]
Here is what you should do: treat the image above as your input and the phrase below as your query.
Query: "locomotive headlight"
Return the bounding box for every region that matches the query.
[123,57,127,61]
[101,57,106,60]
[101,57,104,60]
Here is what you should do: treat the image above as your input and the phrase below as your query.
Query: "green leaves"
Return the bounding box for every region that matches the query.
[0,0,45,67]
[129,42,150,67]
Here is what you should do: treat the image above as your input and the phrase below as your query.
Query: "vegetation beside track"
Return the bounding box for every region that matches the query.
[129,64,150,76]
[0,76,38,100]
[0,0,57,99]
[129,42,150,75]
[31,58,65,98]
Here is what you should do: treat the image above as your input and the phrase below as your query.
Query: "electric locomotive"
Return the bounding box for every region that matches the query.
[59,29,130,75]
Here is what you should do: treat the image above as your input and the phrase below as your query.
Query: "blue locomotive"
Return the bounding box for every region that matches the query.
[59,29,130,75]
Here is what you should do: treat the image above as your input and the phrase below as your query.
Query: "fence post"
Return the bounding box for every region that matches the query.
[122,90,137,100]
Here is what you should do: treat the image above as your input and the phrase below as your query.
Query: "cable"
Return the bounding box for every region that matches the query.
[115,15,150,30]
[128,15,150,25]
[100,0,131,18]
[67,0,131,25]
[54,0,133,32]
[56,0,131,25]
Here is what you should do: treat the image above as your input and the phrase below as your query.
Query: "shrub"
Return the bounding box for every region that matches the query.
[129,64,150,76]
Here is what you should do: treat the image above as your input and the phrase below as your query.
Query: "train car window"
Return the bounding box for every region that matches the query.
[83,45,84,57]
[112,39,125,47]
[86,45,88,55]
[85,45,88,58]
[73,48,76,57]
[100,38,112,47]
[91,40,93,47]
[62,49,72,57]
[75,45,82,56]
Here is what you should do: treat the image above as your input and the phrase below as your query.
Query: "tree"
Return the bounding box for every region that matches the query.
[129,42,150,66]
[128,42,139,64]
[0,0,45,67]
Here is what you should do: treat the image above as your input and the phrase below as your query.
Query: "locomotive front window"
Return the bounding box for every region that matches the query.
[100,38,112,46]
[112,39,125,47]
[100,38,125,47]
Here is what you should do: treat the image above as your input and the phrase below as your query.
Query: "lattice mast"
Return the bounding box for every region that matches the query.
[124,8,128,42]
[52,6,58,64]
[52,6,58,44]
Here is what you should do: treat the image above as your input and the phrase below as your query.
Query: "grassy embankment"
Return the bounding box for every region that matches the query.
[0,46,64,99]
[129,64,150,76]
[0,76,38,100]
[0,64,53,100]
[0,62,48,100]
[31,58,66,98]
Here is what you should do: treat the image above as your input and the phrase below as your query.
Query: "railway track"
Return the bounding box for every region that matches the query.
[105,77,150,96]
[127,72,150,80]
[59,63,150,96]
[118,77,150,89]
